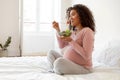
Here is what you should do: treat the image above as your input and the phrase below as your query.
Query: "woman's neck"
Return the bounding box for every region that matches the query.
[73,24,83,35]
[75,24,83,31]
[78,23,83,29]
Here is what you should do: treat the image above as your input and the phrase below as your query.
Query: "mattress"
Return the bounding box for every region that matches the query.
[0,56,120,80]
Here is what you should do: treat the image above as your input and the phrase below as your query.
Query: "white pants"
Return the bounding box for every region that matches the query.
[47,50,92,75]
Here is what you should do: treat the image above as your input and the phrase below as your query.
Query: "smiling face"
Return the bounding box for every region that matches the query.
[69,9,81,27]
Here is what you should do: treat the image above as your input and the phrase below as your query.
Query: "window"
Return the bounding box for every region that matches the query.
[23,0,61,33]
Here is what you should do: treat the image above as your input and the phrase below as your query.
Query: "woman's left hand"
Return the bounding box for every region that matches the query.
[60,36,72,42]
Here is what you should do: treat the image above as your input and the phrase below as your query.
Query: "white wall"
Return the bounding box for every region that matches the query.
[0,0,20,56]
[71,0,120,48]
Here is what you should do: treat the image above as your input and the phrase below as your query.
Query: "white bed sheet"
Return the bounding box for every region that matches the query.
[0,56,120,80]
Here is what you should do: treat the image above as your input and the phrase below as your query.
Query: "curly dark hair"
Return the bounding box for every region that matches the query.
[67,4,95,32]
[66,7,72,19]
[66,7,73,30]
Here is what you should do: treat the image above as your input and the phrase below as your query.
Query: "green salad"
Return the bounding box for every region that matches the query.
[59,29,71,37]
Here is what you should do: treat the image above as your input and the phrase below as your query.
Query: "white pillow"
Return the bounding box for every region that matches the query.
[94,40,120,67]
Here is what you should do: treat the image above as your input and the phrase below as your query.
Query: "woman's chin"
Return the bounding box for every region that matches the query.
[71,24,74,26]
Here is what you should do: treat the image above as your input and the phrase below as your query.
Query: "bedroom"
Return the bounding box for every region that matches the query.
[0,0,120,80]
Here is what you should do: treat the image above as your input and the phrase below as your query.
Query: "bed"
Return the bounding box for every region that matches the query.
[0,40,120,80]
[0,56,119,80]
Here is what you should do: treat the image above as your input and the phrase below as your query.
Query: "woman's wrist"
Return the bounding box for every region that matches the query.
[57,29,60,32]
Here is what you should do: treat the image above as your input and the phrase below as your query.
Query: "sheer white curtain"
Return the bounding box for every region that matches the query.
[21,0,61,56]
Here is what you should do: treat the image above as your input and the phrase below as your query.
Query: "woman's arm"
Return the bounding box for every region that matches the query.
[56,33,69,49]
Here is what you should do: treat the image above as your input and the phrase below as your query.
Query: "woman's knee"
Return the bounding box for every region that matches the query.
[53,58,65,75]
[54,58,65,66]
[47,50,54,56]
[47,50,55,58]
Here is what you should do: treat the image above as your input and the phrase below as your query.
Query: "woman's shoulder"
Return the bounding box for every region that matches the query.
[82,27,93,32]
[79,27,94,36]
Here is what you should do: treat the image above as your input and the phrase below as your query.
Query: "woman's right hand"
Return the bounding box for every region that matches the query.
[52,21,60,32]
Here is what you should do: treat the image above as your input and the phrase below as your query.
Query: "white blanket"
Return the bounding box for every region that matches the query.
[0,56,120,80]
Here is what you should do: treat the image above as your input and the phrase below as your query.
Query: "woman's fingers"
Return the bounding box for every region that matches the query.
[52,21,58,27]
[52,21,60,32]
[60,36,70,41]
